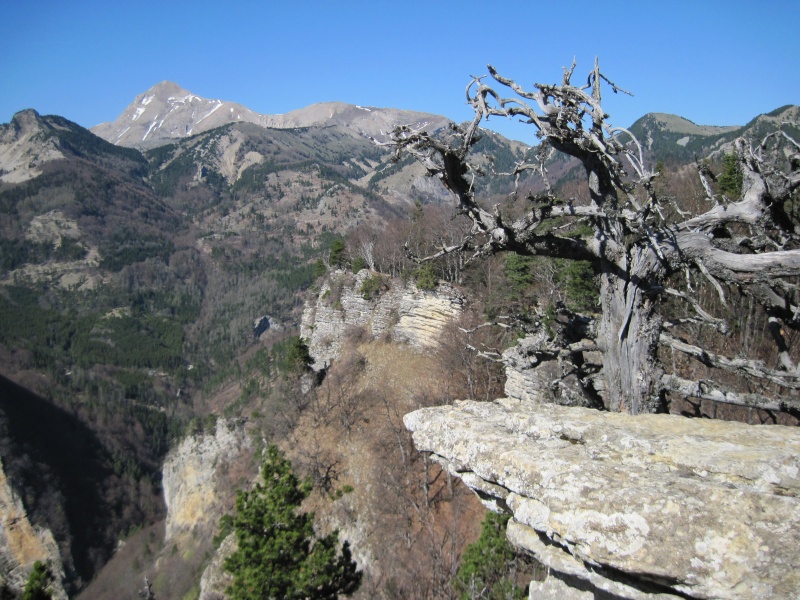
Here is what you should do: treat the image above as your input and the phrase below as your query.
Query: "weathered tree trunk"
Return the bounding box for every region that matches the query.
[597,248,664,413]
[585,152,665,414]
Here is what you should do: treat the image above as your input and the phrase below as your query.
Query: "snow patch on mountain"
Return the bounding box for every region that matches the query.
[91,82,451,148]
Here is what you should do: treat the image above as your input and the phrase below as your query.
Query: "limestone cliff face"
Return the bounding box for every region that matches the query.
[300,270,463,370]
[162,419,254,541]
[0,459,66,599]
[404,399,800,599]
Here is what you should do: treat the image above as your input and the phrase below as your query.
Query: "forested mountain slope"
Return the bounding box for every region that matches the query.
[0,106,507,595]
[0,94,797,597]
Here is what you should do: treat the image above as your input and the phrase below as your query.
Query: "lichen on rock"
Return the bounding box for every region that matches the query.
[404,398,800,599]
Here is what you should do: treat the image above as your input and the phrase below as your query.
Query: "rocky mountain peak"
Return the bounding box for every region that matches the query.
[135,80,211,110]
[628,105,800,161]
[0,110,65,183]
[91,82,451,149]
[278,101,450,140]
[10,108,44,134]
[145,80,192,96]
[635,112,739,136]
[90,80,266,148]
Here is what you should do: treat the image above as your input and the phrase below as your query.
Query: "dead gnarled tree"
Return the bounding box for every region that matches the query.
[389,60,800,416]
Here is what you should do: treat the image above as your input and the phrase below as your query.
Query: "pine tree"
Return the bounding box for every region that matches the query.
[223,445,361,600]
[717,153,743,197]
[554,259,598,312]
[283,336,312,374]
[453,512,527,600]
[329,238,347,269]
[22,562,53,600]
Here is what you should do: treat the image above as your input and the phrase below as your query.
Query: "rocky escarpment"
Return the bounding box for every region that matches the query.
[0,109,66,184]
[198,532,236,600]
[495,301,634,411]
[404,399,800,599]
[162,419,254,542]
[502,316,604,409]
[300,269,463,370]
[0,459,66,599]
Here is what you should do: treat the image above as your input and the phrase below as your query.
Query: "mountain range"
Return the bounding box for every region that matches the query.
[90,81,451,148]
[0,81,799,597]
[628,104,800,161]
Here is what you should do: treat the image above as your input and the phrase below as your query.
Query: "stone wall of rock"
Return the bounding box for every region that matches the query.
[162,419,254,541]
[300,270,463,370]
[404,398,800,599]
[0,459,67,599]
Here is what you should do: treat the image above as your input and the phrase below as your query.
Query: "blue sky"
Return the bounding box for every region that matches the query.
[1,0,798,144]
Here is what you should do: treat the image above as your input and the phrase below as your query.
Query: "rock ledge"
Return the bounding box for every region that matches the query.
[404,399,800,599]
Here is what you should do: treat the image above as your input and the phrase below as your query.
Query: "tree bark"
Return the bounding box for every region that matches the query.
[594,242,664,412]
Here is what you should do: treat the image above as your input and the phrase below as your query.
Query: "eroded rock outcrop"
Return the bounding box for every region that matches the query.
[0,110,66,184]
[404,399,800,599]
[162,419,254,541]
[0,459,66,599]
[300,270,463,370]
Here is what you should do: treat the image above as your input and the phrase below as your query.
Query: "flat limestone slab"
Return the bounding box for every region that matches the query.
[404,399,800,599]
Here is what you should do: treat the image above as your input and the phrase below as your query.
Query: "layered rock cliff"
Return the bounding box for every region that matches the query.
[300,269,463,370]
[404,399,800,599]
[0,459,66,599]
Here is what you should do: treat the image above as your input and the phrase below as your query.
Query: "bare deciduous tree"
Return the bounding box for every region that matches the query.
[389,59,800,415]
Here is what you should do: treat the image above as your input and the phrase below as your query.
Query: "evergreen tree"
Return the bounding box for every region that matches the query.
[284,336,312,374]
[503,253,535,295]
[453,512,527,600]
[413,262,438,291]
[350,256,367,274]
[554,259,598,312]
[329,238,347,269]
[718,153,743,197]
[22,562,53,600]
[224,445,361,600]
[313,258,327,279]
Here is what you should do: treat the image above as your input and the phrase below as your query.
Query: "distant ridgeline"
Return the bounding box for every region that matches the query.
[0,81,797,596]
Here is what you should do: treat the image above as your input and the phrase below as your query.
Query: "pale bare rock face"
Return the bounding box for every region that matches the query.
[198,532,235,600]
[161,419,253,541]
[0,109,65,183]
[404,399,800,599]
[300,269,463,370]
[0,459,67,599]
[90,81,270,148]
